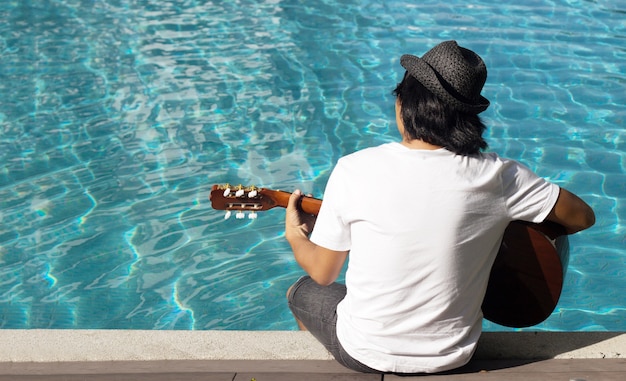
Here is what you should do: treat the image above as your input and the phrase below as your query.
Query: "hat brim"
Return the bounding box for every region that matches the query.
[400,54,489,114]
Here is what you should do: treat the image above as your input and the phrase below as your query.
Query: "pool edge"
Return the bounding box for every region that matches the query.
[0,330,624,363]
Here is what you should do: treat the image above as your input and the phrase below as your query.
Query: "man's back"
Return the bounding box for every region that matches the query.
[310,142,560,372]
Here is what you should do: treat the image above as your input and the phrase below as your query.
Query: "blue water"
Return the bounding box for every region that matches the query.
[0,0,624,331]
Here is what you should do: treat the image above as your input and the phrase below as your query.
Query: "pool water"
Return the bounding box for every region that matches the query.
[0,0,624,331]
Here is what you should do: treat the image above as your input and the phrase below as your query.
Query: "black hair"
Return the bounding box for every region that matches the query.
[392,71,487,155]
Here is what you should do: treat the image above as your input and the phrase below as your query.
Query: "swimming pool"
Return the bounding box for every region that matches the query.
[0,0,624,331]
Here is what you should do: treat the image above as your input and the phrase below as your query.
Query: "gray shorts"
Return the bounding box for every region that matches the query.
[286,276,381,373]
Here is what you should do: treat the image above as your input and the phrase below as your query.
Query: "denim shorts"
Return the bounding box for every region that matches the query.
[287,276,381,374]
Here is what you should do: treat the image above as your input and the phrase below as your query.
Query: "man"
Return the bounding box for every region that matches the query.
[284,40,595,374]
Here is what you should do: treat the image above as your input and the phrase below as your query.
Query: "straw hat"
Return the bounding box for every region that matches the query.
[400,41,490,114]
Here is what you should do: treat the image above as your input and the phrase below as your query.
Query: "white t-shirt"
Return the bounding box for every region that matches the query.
[310,142,560,373]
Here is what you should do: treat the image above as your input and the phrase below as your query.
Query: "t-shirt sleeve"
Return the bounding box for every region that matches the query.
[309,161,352,251]
[501,160,560,223]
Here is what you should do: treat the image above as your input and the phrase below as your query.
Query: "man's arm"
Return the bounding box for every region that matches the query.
[545,187,595,234]
[285,190,348,286]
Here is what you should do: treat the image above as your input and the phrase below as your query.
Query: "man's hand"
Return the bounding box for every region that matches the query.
[284,189,348,286]
[285,189,317,242]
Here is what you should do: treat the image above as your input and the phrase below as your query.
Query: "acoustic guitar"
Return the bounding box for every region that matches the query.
[210,184,569,328]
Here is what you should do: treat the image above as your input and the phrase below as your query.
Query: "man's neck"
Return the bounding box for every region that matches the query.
[400,139,443,150]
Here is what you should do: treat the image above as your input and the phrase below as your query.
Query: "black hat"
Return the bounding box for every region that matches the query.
[400,41,490,114]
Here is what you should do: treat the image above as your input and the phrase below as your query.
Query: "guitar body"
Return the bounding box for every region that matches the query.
[482,222,569,327]
[210,184,569,328]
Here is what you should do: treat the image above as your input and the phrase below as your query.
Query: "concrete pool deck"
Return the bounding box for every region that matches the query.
[0,330,625,380]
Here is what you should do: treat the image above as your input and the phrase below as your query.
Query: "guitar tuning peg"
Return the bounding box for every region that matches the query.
[224,210,231,220]
[236,211,245,219]
[248,189,258,198]
[235,184,245,197]
[223,187,231,197]
[248,212,257,219]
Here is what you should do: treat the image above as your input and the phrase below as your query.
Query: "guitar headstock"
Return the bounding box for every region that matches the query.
[210,184,279,220]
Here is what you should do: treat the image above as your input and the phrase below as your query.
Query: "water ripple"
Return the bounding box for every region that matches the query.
[0,0,623,331]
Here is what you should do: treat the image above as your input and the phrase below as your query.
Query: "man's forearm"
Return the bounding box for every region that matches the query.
[287,234,347,286]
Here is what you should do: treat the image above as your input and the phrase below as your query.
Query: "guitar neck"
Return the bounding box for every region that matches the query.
[262,189,322,215]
